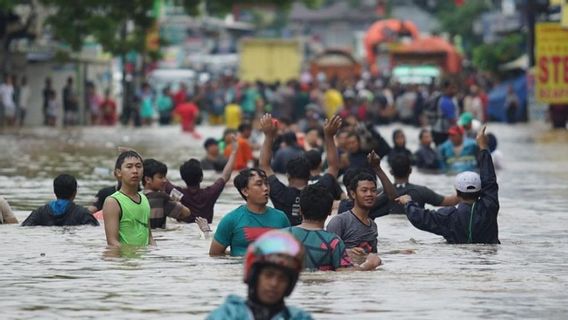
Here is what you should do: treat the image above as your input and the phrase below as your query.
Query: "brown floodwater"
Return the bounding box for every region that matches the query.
[0,123,567,319]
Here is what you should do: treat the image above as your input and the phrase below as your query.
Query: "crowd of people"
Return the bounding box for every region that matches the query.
[0,70,506,319]
[1,66,525,131]
[1,117,501,320]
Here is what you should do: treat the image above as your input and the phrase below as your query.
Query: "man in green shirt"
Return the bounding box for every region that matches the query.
[103,150,155,247]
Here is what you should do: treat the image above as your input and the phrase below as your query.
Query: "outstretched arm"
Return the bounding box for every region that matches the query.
[440,194,459,206]
[476,125,499,210]
[354,253,382,271]
[323,115,342,178]
[259,113,278,177]
[368,150,397,201]
[397,195,451,237]
[221,135,238,182]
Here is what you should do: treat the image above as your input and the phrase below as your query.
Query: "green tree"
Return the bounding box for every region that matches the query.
[0,0,37,73]
[472,33,525,75]
[41,0,155,56]
[435,0,492,57]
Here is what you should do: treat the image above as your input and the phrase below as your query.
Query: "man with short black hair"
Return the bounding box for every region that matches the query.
[387,153,457,215]
[201,138,227,172]
[336,152,397,219]
[271,131,304,174]
[326,168,382,265]
[259,113,342,226]
[166,139,238,223]
[414,129,441,170]
[209,168,290,257]
[342,131,374,174]
[397,126,500,244]
[284,185,380,271]
[103,151,154,247]
[305,149,344,200]
[142,159,193,229]
[22,174,98,226]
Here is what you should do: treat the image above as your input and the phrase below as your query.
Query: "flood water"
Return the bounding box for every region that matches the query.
[1,123,567,319]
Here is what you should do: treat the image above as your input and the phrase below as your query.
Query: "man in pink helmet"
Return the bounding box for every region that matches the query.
[208,230,313,320]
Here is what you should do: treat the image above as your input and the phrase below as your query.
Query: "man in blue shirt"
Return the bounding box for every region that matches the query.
[431,79,458,146]
[438,125,478,173]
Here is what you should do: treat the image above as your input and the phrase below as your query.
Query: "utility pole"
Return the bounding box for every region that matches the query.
[526,0,536,68]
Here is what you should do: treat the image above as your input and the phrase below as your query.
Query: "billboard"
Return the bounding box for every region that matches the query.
[536,22,568,103]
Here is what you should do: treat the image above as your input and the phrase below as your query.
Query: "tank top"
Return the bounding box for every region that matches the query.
[111,191,150,246]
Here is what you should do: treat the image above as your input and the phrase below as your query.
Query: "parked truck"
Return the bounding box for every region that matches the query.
[239,38,302,83]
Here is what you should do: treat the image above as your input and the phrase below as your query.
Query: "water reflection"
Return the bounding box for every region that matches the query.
[1,124,568,319]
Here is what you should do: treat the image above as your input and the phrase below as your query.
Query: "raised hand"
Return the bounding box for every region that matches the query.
[395,195,412,206]
[476,125,488,150]
[259,113,278,137]
[367,150,382,168]
[323,115,342,137]
[229,133,238,153]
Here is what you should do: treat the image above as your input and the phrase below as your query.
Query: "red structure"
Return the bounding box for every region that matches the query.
[364,19,462,76]
[390,36,462,74]
[364,19,420,75]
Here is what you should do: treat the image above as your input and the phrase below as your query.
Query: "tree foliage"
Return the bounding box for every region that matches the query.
[37,0,323,56]
[40,0,155,55]
[433,0,492,57]
[472,33,525,74]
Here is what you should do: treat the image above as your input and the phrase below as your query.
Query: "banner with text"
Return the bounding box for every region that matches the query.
[536,22,568,104]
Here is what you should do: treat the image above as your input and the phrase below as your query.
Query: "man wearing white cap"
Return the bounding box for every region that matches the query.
[396,126,500,244]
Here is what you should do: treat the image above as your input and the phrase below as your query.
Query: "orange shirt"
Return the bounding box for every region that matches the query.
[224,137,253,170]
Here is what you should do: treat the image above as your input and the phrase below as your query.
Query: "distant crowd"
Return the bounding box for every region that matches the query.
[1,67,524,131]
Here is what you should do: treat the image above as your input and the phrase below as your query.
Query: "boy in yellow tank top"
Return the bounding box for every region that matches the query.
[103,150,155,247]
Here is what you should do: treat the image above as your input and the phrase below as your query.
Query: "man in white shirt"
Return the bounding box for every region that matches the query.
[0,75,16,126]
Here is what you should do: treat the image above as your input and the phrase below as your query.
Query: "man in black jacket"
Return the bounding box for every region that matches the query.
[396,126,499,244]
[259,113,342,226]
[22,174,99,226]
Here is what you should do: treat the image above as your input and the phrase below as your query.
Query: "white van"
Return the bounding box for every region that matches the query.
[147,69,197,94]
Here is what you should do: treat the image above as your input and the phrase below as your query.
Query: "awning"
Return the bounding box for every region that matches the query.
[499,54,528,71]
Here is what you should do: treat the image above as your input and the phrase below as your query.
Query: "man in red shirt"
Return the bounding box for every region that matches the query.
[175,97,201,138]
[173,82,188,108]
[100,89,117,126]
